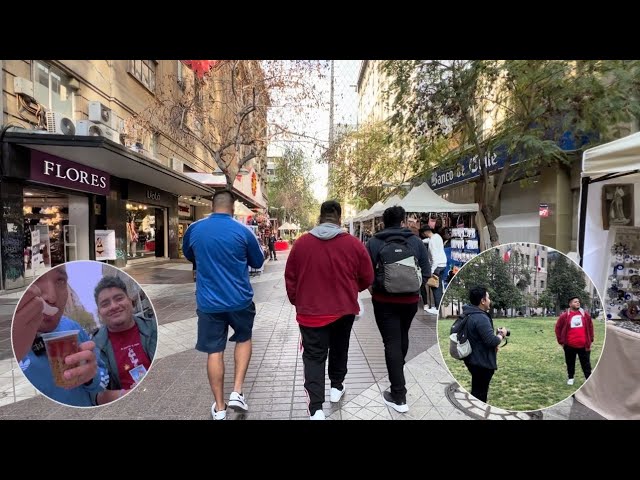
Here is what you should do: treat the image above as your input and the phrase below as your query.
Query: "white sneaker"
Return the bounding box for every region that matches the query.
[330,386,346,403]
[229,391,248,412]
[211,402,227,420]
[426,307,439,315]
[310,410,326,420]
[567,378,575,386]
[423,305,431,312]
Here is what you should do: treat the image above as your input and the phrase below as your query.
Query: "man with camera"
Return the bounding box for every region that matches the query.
[461,286,508,403]
[554,296,594,386]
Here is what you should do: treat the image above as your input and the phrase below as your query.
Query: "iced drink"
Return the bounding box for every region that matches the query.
[42,330,79,388]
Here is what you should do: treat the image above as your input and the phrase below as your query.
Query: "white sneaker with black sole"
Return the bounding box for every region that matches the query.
[211,402,227,420]
[229,391,249,412]
[330,385,346,403]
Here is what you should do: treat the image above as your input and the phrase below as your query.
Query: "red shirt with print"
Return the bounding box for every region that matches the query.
[108,324,151,390]
[555,309,594,350]
[566,311,587,348]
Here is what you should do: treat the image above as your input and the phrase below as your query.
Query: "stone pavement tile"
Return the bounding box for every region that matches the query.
[0,396,59,418]
[422,408,444,420]
[46,406,102,420]
[353,408,377,420]
[291,409,309,419]
[443,409,472,420]
[407,405,434,420]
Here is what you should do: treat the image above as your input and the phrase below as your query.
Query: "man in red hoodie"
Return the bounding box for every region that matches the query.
[285,200,374,420]
[555,296,594,386]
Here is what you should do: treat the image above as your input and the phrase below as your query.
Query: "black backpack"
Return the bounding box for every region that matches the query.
[375,235,422,295]
[449,313,472,360]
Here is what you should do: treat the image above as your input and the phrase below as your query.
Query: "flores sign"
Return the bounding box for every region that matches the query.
[30,151,110,195]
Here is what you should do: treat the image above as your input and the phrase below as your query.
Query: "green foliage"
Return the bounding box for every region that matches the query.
[438,317,605,411]
[267,147,319,231]
[384,60,640,245]
[65,305,97,335]
[546,253,591,311]
[326,121,413,208]
[444,249,524,313]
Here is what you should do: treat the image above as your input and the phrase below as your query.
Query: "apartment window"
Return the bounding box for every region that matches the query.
[541,258,545,268]
[525,255,530,266]
[540,280,545,289]
[128,60,157,92]
[33,61,74,119]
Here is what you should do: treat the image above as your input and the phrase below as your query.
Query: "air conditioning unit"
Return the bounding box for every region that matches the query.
[171,157,183,172]
[76,120,120,143]
[46,112,75,135]
[88,101,114,128]
[14,77,34,97]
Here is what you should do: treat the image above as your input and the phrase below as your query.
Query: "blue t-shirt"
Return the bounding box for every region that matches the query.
[19,316,109,407]
[182,213,264,313]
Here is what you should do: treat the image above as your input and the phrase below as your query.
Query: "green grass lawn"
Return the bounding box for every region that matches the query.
[438,317,606,411]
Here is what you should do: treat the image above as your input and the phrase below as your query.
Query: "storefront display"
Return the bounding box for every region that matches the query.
[126,203,158,259]
[602,226,640,329]
[23,189,70,279]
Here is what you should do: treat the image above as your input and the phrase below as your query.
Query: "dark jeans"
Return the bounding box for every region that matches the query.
[564,345,592,379]
[429,266,445,309]
[299,314,355,415]
[466,363,495,403]
[372,300,418,400]
[269,247,276,260]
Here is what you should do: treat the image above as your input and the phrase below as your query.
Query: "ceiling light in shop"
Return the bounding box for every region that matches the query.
[25,192,34,196]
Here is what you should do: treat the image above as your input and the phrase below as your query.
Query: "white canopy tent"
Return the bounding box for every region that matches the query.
[398,182,479,213]
[362,201,386,221]
[579,132,640,295]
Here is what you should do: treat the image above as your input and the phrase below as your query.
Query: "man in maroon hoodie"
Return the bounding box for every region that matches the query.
[555,296,594,386]
[285,200,374,420]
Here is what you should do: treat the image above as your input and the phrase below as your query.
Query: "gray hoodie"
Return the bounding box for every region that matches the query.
[309,223,344,240]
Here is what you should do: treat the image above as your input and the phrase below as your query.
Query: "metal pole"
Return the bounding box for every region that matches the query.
[329,60,335,150]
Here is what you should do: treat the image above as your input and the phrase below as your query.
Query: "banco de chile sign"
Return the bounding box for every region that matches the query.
[429,145,513,190]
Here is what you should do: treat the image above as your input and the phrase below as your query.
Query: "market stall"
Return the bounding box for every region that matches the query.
[398,182,480,272]
[575,132,640,420]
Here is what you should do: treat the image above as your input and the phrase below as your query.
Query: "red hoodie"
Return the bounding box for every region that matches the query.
[285,231,374,328]
[555,309,594,351]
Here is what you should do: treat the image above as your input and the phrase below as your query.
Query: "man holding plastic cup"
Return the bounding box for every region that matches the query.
[12,266,109,407]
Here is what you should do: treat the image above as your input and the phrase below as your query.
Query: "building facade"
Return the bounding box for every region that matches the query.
[0,60,268,291]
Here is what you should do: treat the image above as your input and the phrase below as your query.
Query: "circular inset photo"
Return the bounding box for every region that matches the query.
[11,261,158,408]
[438,243,606,412]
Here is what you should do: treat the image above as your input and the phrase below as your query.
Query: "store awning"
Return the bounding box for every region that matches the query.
[5,131,215,197]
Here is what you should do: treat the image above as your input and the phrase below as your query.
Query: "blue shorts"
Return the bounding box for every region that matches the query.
[196,303,256,354]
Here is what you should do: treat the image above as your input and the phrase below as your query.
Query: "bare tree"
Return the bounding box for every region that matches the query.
[127,60,328,189]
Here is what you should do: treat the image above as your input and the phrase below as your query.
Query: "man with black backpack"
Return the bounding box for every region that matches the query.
[459,286,508,403]
[366,206,430,413]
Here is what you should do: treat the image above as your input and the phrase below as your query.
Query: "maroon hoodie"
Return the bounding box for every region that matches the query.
[285,226,374,328]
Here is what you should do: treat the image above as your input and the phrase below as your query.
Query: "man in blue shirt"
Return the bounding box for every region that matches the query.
[12,266,109,407]
[183,189,264,420]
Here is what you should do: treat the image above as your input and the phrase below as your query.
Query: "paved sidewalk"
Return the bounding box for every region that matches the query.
[0,251,604,420]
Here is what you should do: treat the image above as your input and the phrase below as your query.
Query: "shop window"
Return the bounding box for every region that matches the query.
[128,60,157,93]
[23,188,70,278]
[33,61,74,119]
[126,202,159,259]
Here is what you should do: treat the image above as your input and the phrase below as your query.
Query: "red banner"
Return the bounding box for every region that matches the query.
[180,60,221,79]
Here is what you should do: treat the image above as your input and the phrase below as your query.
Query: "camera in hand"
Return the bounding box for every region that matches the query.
[497,328,511,337]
